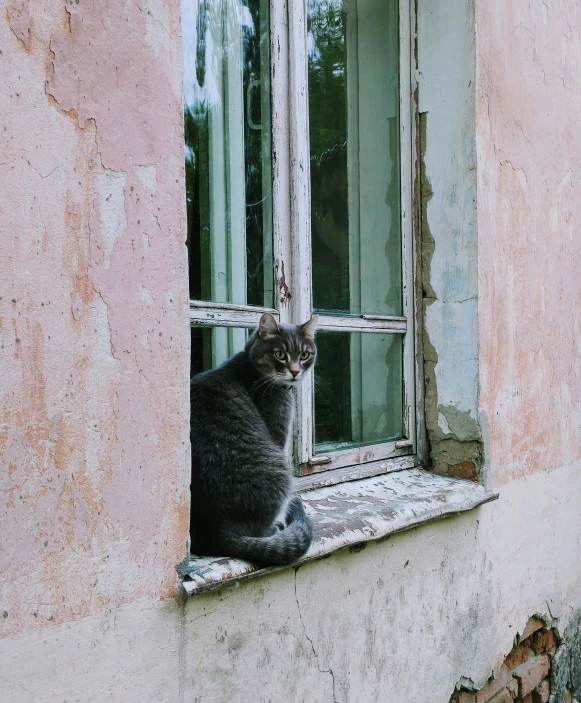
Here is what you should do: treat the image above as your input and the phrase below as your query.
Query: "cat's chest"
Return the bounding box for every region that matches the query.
[256,387,294,449]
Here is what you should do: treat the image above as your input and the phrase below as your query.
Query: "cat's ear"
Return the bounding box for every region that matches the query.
[258,312,279,339]
[300,316,318,340]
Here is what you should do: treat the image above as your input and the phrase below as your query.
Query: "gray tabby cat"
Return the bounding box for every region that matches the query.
[190,312,317,566]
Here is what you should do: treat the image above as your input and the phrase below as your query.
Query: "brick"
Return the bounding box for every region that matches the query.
[531,630,557,655]
[505,641,532,671]
[485,689,513,703]
[563,690,572,703]
[448,460,478,481]
[506,677,519,699]
[476,666,509,703]
[521,618,544,641]
[521,695,533,703]
[532,679,550,703]
[453,693,476,703]
[512,655,551,698]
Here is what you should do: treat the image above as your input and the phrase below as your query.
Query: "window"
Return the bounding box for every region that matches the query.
[183,0,417,484]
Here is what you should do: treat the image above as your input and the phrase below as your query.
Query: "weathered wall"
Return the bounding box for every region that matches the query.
[1,464,581,701]
[2,1,581,702]
[476,0,581,487]
[0,0,190,639]
[419,0,482,478]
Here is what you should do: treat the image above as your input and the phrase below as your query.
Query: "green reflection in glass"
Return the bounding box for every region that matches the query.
[191,326,248,377]
[183,0,273,307]
[308,0,402,316]
[314,331,403,451]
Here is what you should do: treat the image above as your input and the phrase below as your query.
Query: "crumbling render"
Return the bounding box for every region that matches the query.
[419,111,483,480]
[449,613,581,703]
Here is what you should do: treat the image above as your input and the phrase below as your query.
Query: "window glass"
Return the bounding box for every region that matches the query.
[314,331,403,452]
[308,0,402,316]
[191,326,248,376]
[183,0,273,307]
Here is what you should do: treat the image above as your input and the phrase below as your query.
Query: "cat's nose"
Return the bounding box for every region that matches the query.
[290,369,299,378]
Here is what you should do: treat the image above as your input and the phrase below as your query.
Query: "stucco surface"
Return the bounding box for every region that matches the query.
[476,0,581,485]
[1,0,581,701]
[1,463,580,702]
[0,0,190,639]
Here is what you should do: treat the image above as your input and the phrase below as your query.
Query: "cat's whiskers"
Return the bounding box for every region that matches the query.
[250,374,279,396]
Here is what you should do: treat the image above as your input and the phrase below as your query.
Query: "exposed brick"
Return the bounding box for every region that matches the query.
[476,667,509,703]
[512,655,550,698]
[453,693,476,703]
[485,689,513,703]
[448,460,478,481]
[521,618,544,641]
[505,640,533,671]
[521,695,533,703]
[532,679,550,703]
[505,677,519,699]
[562,690,572,703]
[531,630,557,655]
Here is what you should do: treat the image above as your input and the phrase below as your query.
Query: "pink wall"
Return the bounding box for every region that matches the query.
[477,0,581,486]
[0,0,190,638]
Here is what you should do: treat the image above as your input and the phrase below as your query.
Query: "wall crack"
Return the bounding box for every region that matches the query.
[294,568,337,703]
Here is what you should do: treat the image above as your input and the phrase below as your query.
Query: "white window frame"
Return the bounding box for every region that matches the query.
[189,0,421,489]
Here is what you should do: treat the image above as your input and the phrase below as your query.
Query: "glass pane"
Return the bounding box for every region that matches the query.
[183,0,273,307]
[314,331,403,452]
[308,0,402,316]
[191,326,248,376]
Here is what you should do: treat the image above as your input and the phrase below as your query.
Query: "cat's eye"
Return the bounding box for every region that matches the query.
[299,351,311,360]
[274,350,287,361]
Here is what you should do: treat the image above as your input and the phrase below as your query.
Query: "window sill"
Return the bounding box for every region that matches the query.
[181,468,498,597]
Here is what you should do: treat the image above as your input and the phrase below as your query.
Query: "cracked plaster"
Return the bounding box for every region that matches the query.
[0,0,190,639]
[1,1,581,702]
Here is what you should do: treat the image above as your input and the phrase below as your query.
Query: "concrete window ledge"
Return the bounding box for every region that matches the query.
[181,468,498,597]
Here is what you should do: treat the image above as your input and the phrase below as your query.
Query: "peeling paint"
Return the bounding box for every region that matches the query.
[183,469,495,596]
[419,109,483,477]
[0,0,189,639]
[98,170,128,270]
[275,258,292,304]
[6,0,31,50]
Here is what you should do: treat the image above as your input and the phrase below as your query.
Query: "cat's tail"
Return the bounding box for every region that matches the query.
[222,497,313,566]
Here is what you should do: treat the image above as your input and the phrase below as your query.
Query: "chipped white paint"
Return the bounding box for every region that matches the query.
[98,169,128,270]
[134,164,158,197]
[182,468,496,596]
[189,301,280,328]
[138,284,154,305]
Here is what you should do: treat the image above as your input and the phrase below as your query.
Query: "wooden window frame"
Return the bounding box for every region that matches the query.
[188,0,422,490]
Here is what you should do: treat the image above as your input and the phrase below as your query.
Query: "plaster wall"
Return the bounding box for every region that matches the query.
[1,1,581,702]
[476,0,581,487]
[1,464,580,702]
[0,0,191,640]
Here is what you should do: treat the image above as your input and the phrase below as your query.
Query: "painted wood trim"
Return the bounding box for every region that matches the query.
[400,0,417,451]
[301,440,413,475]
[315,314,407,334]
[288,0,313,466]
[270,0,292,321]
[190,301,279,328]
[296,454,420,491]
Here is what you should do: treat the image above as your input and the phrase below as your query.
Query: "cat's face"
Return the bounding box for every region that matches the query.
[247,314,317,386]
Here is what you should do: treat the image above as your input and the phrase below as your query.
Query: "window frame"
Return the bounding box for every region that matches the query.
[188,0,423,489]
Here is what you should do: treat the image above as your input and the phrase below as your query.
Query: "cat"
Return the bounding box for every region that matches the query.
[189,312,317,566]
